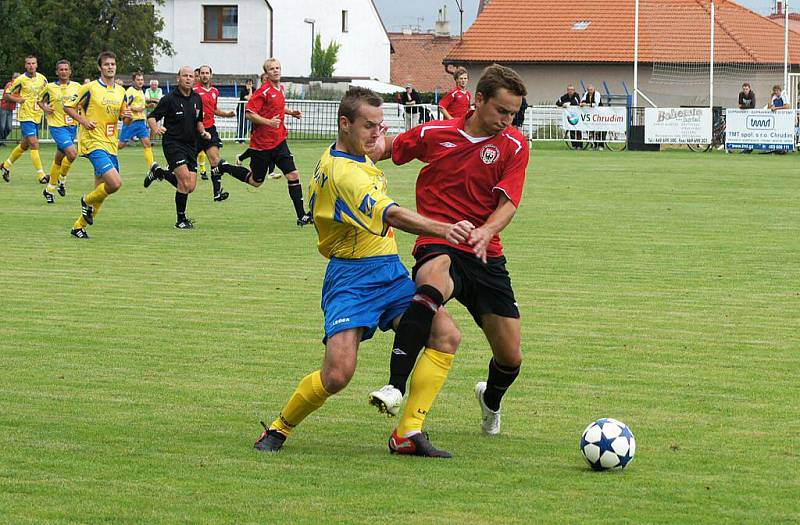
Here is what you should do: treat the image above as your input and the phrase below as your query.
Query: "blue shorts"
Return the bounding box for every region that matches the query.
[50,125,77,152]
[20,121,39,138]
[119,120,149,142]
[85,149,119,177]
[321,255,415,342]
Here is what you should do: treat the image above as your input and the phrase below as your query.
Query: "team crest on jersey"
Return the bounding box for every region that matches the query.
[480,144,500,165]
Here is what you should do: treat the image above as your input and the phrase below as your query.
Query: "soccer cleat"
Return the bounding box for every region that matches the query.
[144,162,160,188]
[234,153,243,166]
[39,174,48,184]
[475,381,501,435]
[296,212,313,227]
[254,421,286,452]
[1,164,9,182]
[175,218,194,229]
[70,228,89,239]
[80,196,94,225]
[213,191,229,202]
[57,180,66,197]
[200,170,208,180]
[368,385,403,417]
[43,188,55,204]
[388,430,452,458]
[267,172,282,180]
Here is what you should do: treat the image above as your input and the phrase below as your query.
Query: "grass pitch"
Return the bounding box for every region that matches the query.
[0,141,798,524]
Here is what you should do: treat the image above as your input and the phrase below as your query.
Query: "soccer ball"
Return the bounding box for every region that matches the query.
[580,418,636,470]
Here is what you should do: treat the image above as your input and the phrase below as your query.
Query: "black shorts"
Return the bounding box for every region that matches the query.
[197,125,223,152]
[162,139,197,173]
[249,140,296,180]
[412,243,519,326]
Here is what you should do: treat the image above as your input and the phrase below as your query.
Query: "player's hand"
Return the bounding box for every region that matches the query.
[291,110,302,119]
[225,110,236,118]
[201,131,211,140]
[467,227,492,263]
[153,126,166,136]
[121,108,132,119]
[267,115,281,128]
[445,220,475,245]
[84,120,97,130]
[41,103,54,115]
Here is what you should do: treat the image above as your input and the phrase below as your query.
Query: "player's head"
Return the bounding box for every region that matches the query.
[24,55,37,74]
[177,66,195,91]
[55,59,71,81]
[131,72,144,89]
[263,58,281,83]
[474,64,526,134]
[260,72,269,85]
[453,67,468,89]
[245,78,253,88]
[150,79,159,89]
[198,65,212,86]
[83,78,91,84]
[337,87,384,155]
[97,51,117,80]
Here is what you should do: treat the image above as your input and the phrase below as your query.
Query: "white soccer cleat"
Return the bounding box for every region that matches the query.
[368,385,403,417]
[267,172,282,180]
[475,381,501,435]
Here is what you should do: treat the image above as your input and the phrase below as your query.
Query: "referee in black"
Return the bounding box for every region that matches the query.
[144,66,210,229]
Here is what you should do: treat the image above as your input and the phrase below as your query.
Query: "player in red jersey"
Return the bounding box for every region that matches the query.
[220,58,312,226]
[193,65,235,202]
[438,67,471,120]
[366,65,529,437]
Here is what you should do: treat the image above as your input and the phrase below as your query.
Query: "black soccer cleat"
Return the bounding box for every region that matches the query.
[70,228,89,239]
[213,191,229,202]
[43,188,55,204]
[1,164,9,182]
[254,421,287,452]
[296,212,313,227]
[39,174,48,184]
[388,430,452,458]
[144,162,160,188]
[175,217,194,229]
[80,196,94,225]
[200,171,208,180]
[57,180,66,197]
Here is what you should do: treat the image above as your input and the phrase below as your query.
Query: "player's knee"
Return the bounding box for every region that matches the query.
[285,171,299,182]
[429,326,460,354]
[496,348,522,369]
[106,178,122,193]
[251,171,266,184]
[321,367,353,394]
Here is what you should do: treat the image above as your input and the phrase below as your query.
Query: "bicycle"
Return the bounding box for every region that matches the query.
[688,116,726,152]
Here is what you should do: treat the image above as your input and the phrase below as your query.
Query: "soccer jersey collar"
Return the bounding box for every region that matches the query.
[330,145,366,163]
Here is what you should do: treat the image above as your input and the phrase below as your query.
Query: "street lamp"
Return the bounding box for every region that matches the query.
[304,18,315,77]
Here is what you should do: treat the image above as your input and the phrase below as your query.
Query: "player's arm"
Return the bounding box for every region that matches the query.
[246,110,280,128]
[147,98,168,135]
[286,107,301,119]
[120,100,132,125]
[438,94,453,120]
[3,80,23,104]
[214,107,235,118]
[367,133,396,163]
[64,85,94,129]
[37,88,53,114]
[385,205,474,245]
[467,195,517,263]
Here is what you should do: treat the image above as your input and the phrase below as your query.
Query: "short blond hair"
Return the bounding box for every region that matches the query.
[263,58,280,72]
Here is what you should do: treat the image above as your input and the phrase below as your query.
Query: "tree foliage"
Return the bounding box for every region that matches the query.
[310,34,340,79]
[0,0,173,81]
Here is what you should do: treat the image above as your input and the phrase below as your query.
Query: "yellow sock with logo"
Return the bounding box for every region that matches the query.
[270,370,331,436]
[47,160,60,189]
[143,146,154,168]
[396,348,454,437]
[60,158,72,180]
[30,149,44,175]
[84,183,108,206]
[197,151,207,174]
[3,144,24,169]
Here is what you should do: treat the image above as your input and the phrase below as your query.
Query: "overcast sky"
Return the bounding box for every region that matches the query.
[373,0,781,34]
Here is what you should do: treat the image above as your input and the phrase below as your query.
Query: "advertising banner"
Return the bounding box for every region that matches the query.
[725,109,795,151]
[561,107,627,133]
[644,108,712,144]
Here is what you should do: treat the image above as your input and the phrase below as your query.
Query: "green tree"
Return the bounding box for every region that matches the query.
[0,0,173,81]
[310,34,340,78]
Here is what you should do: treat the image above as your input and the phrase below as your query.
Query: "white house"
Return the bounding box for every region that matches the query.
[154,0,390,80]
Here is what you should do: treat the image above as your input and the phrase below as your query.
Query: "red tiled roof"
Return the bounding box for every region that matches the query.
[446,0,800,64]
[390,33,460,92]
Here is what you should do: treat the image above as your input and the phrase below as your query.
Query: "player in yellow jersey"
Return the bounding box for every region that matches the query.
[254,87,475,457]
[64,51,131,239]
[117,72,154,170]
[1,55,48,183]
[38,59,80,203]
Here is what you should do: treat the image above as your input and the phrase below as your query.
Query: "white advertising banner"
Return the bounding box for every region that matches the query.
[725,109,795,151]
[561,107,627,133]
[644,108,712,144]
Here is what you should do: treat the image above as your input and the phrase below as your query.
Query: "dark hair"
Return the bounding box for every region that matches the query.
[338,87,383,129]
[25,55,37,61]
[742,82,750,88]
[198,65,212,74]
[453,67,468,80]
[55,59,70,69]
[475,64,527,99]
[131,71,144,80]
[97,51,116,66]
[773,84,782,91]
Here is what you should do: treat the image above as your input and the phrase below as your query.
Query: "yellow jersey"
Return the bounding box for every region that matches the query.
[66,79,127,155]
[39,81,80,128]
[8,72,47,123]
[125,86,147,121]
[309,145,398,259]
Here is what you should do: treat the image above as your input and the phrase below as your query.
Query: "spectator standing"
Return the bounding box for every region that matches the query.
[738,83,756,109]
[145,79,163,114]
[0,73,20,147]
[581,84,604,150]
[556,84,581,149]
[237,78,254,143]
[768,85,786,110]
[401,84,422,129]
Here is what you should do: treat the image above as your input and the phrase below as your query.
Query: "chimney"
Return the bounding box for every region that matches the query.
[434,5,451,37]
[777,0,784,16]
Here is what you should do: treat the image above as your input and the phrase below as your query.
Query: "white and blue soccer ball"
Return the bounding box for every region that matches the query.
[580,418,636,471]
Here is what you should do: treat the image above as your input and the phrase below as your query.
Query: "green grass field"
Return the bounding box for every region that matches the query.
[0,141,798,524]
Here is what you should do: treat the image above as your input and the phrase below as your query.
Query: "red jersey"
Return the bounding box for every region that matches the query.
[392,112,529,258]
[246,82,287,150]
[1,81,17,111]
[192,84,219,128]
[438,88,471,119]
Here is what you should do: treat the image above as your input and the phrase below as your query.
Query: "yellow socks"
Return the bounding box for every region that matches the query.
[74,183,109,229]
[143,146,154,168]
[30,149,44,176]
[47,160,60,189]
[197,151,207,174]
[60,158,72,180]
[396,348,454,437]
[270,370,331,436]
[3,144,24,169]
